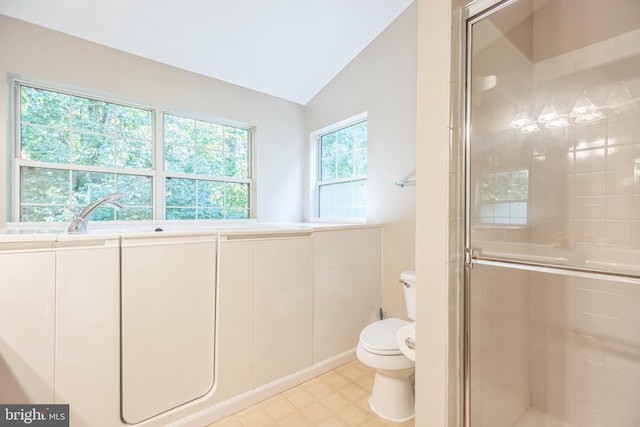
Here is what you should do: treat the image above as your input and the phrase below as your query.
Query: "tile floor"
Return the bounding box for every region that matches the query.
[206,360,415,427]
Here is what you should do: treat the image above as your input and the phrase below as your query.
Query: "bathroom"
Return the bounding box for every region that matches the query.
[1,0,640,426]
[0,1,421,426]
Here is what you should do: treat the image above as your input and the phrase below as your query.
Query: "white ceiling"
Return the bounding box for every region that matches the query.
[0,0,414,105]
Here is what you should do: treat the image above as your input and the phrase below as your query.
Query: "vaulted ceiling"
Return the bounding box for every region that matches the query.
[0,0,414,104]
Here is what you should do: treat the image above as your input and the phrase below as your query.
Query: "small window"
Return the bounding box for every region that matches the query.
[479,169,529,225]
[314,118,367,219]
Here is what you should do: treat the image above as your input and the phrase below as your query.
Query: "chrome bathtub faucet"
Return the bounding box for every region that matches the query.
[67,193,125,234]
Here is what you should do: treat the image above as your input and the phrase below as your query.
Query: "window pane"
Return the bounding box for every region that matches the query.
[318,179,366,219]
[318,120,367,219]
[224,182,249,215]
[196,121,224,150]
[19,85,153,173]
[117,138,153,169]
[320,122,367,181]
[21,86,70,128]
[72,96,116,135]
[71,171,153,221]
[20,166,152,222]
[198,208,224,220]
[21,126,71,163]
[165,177,248,220]
[166,208,197,220]
[72,171,115,207]
[196,147,224,176]
[336,150,354,179]
[354,148,367,176]
[21,167,70,206]
[72,134,114,167]
[224,128,250,178]
[116,105,152,140]
[164,114,194,145]
[118,175,153,207]
[480,169,529,225]
[164,113,249,179]
[166,177,196,207]
[165,144,195,174]
[197,180,225,207]
[320,133,337,181]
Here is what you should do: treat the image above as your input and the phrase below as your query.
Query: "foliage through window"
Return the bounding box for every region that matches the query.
[164,114,250,219]
[14,82,251,222]
[317,120,367,219]
[479,169,529,225]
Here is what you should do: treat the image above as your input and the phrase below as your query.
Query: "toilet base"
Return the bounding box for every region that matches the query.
[368,367,415,422]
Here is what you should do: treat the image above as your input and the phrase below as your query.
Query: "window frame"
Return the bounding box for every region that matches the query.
[309,113,368,222]
[161,111,253,220]
[10,78,254,223]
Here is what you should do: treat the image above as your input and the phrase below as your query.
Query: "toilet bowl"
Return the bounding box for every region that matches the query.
[356,270,416,422]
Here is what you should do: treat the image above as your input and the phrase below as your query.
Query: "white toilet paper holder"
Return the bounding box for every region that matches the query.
[404,337,415,350]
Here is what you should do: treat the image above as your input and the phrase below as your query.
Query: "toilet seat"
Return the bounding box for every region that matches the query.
[359,318,411,356]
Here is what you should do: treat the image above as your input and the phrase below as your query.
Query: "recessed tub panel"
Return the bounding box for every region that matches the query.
[121,233,217,424]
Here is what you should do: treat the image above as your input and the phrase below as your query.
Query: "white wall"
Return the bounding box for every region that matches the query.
[305,3,418,319]
[0,14,306,224]
[416,0,459,426]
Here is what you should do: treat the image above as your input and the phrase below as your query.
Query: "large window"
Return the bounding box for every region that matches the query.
[315,119,367,219]
[13,82,252,223]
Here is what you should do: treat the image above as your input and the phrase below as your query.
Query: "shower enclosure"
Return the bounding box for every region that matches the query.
[464,1,640,426]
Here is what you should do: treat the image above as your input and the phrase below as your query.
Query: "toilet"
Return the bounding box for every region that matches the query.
[356,270,416,422]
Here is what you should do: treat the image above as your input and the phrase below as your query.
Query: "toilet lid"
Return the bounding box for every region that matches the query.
[359,318,411,354]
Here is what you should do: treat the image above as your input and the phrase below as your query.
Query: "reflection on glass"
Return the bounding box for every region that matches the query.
[469,0,640,272]
[467,1,640,427]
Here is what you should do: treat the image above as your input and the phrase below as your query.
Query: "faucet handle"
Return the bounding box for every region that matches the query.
[70,206,80,220]
[67,193,126,234]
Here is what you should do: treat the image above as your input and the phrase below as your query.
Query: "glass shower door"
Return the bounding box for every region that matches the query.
[465,1,640,426]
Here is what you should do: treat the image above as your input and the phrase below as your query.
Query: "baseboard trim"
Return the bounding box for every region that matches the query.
[172,349,356,427]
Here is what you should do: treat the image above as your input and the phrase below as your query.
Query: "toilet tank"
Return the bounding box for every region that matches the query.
[400,270,416,320]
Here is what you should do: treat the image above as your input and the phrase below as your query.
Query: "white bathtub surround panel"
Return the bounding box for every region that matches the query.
[212,240,255,403]
[0,242,56,404]
[54,238,121,425]
[0,224,384,426]
[121,233,217,424]
[313,227,383,362]
[253,236,314,387]
[0,236,124,427]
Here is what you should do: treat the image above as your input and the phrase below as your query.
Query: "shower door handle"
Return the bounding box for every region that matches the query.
[464,248,475,269]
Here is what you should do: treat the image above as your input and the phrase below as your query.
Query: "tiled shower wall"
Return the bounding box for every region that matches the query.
[530,273,640,427]
[526,31,640,425]
[469,265,531,427]
[472,267,640,427]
